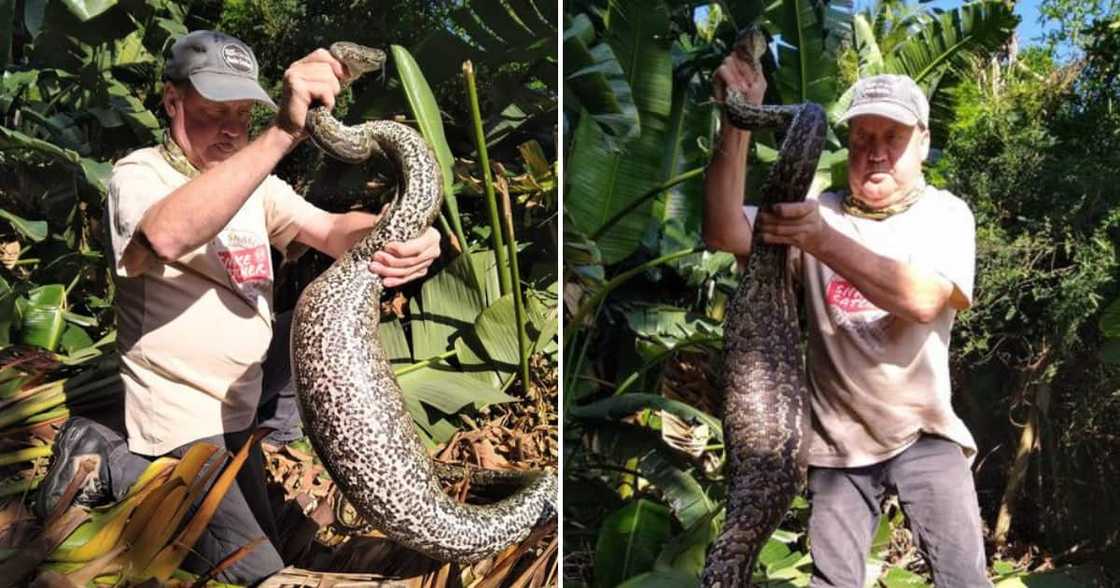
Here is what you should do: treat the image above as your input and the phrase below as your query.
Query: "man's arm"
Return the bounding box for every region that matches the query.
[703,124,754,257]
[140,49,347,262]
[294,208,440,287]
[702,48,767,258]
[140,127,299,262]
[757,201,967,323]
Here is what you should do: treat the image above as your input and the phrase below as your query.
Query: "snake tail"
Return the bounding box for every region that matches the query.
[292,91,556,561]
[700,45,827,587]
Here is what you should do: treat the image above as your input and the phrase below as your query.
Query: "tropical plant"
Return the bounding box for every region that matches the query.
[1,0,559,584]
[933,30,1120,568]
[559,1,1116,586]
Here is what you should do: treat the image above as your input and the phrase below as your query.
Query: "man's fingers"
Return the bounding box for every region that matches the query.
[287,63,343,103]
[758,211,806,227]
[373,248,434,268]
[769,202,815,218]
[370,259,433,279]
[370,259,433,277]
[382,267,430,288]
[760,234,794,246]
[296,48,347,80]
[381,230,440,260]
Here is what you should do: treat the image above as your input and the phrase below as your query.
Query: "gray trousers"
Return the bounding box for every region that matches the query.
[808,435,991,588]
[105,311,301,584]
[107,426,285,584]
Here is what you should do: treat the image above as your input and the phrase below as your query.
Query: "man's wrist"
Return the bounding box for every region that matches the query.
[716,116,749,156]
[262,123,304,154]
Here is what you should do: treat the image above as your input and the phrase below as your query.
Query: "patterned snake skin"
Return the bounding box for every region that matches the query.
[290,42,557,563]
[700,29,826,587]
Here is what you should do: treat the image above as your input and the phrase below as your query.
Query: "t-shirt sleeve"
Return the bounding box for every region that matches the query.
[106,158,170,277]
[914,197,976,308]
[262,175,319,262]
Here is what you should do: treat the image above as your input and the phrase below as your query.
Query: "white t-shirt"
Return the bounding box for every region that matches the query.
[106,146,319,455]
[744,186,977,467]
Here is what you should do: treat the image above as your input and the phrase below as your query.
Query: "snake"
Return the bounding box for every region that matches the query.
[700,29,826,587]
[289,42,557,563]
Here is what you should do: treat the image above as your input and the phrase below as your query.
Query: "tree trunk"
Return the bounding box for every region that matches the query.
[993,350,1053,547]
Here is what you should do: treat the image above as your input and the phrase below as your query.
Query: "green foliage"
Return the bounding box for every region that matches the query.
[0,4,559,548]
[563,12,640,144]
[565,0,675,265]
[1,0,185,362]
[594,499,673,587]
[1039,0,1120,51]
[563,0,1119,586]
[932,28,1120,567]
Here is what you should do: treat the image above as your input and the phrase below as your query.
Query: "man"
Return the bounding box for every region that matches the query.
[705,50,988,587]
[34,31,440,582]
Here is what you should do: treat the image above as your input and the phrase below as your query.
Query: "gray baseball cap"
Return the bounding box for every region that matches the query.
[164,30,277,110]
[838,74,928,128]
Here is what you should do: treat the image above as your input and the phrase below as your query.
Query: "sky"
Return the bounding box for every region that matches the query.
[892,0,1051,46]
[696,0,1054,47]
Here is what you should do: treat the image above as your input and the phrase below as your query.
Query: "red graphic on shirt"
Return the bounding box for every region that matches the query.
[826,276,879,313]
[217,245,270,284]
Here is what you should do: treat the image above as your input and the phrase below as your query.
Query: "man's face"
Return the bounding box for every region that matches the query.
[163,82,253,171]
[847,115,930,207]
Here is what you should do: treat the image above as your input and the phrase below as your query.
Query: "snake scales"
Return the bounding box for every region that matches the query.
[289,42,556,562]
[700,29,826,586]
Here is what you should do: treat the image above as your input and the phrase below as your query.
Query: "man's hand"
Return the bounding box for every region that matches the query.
[703,42,769,257]
[712,43,766,105]
[370,227,441,287]
[757,201,830,254]
[276,49,348,141]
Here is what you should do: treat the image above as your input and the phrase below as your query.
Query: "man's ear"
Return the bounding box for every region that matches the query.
[919,126,931,160]
[162,82,180,118]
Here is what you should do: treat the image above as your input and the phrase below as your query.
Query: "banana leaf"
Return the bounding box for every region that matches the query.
[657,76,714,236]
[636,449,715,530]
[0,126,111,195]
[410,250,496,362]
[654,507,723,578]
[390,44,472,260]
[570,393,723,444]
[566,1,674,264]
[616,569,699,588]
[879,0,1017,139]
[564,12,640,144]
[18,284,66,351]
[0,276,14,347]
[0,209,48,242]
[769,0,840,107]
[594,499,672,588]
[884,0,1017,87]
[60,0,116,21]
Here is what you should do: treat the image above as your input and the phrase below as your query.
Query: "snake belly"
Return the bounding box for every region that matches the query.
[290,43,556,563]
[699,32,827,588]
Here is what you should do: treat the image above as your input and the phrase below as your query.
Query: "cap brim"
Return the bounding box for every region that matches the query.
[190,71,278,110]
[838,102,920,127]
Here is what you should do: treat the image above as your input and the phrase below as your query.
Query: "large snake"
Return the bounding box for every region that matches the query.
[700,29,826,586]
[289,42,557,563]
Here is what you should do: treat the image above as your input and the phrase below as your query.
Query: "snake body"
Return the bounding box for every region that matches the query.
[290,42,556,563]
[700,30,826,587]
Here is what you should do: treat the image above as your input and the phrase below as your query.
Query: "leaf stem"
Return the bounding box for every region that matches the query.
[393,349,458,377]
[498,177,532,395]
[463,60,512,296]
[565,246,704,345]
[590,166,707,240]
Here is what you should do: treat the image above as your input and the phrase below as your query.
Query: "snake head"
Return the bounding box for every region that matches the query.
[329,42,387,81]
[733,26,767,65]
